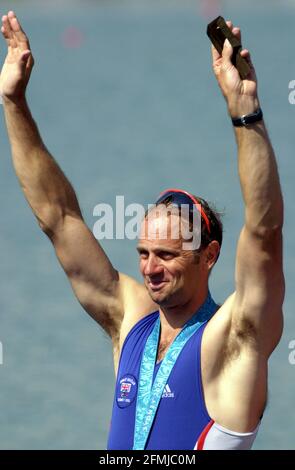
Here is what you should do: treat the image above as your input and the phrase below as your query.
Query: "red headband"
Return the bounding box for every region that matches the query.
[157,188,211,234]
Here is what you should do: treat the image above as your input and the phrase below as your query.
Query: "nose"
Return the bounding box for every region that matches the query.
[143,254,162,276]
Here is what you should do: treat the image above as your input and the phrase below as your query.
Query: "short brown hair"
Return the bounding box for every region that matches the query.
[146,193,223,254]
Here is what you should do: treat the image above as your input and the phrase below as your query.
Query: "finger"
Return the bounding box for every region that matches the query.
[242,50,255,71]
[20,49,31,60]
[1,23,10,46]
[240,48,249,57]
[226,20,233,31]
[211,20,234,64]
[2,14,16,47]
[232,26,241,42]
[2,14,13,39]
[20,49,31,65]
[7,11,31,48]
[240,49,256,81]
[222,38,233,64]
[14,49,32,77]
[240,49,252,65]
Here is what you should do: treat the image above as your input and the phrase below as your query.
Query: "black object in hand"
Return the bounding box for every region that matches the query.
[207,16,250,80]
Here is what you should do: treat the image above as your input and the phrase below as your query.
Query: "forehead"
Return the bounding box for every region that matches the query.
[138,208,188,248]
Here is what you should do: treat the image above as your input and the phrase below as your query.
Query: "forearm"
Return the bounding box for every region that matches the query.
[212,29,284,235]
[233,116,284,234]
[3,97,82,234]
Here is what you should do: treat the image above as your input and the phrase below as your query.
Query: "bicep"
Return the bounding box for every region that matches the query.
[49,215,156,343]
[232,225,284,351]
[51,215,124,337]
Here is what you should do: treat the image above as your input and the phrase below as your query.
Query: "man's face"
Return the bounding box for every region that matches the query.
[137,208,205,308]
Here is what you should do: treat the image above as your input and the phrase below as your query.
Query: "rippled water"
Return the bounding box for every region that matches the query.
[0,0,294,449]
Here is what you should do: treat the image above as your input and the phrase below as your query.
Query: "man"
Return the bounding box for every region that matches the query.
[0,11,284,450]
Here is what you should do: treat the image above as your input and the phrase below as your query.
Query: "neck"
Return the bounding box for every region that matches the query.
[159,286,209,339]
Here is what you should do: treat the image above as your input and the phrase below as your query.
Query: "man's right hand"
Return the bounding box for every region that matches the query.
[0,11,34,102]
[0,12,156,374]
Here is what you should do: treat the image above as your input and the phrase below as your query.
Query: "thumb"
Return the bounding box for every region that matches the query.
[20,50,31,67]
[222,39,233,64]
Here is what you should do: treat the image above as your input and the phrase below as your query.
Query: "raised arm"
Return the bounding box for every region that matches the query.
[0,12,155,359]
[212,22,284,355]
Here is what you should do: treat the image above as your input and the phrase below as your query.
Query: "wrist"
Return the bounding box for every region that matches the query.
[232,108,263,128]
[1,94,27,108]
[2,96,29,119]
[227,96,260,119]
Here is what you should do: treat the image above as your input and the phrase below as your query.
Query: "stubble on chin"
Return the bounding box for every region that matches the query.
[147,284,178,307]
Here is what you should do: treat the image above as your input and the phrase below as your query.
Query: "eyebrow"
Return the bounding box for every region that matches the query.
[136,245,146,253]
[136,245,180,255]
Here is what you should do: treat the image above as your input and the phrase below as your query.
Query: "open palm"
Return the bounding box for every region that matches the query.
[0,11,34,100]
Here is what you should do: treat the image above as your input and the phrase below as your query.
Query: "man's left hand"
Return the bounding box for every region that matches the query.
[211,20,260,118]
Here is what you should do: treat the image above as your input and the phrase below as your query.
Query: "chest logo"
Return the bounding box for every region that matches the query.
[116,374,138,408]
[162,383,175,398]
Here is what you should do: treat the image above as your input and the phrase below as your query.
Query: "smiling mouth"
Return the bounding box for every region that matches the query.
[148,280,167,290]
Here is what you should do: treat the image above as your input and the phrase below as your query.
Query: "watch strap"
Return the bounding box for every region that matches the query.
[232,108,263,127]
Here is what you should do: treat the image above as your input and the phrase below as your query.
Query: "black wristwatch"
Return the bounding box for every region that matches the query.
[231,108,263,127]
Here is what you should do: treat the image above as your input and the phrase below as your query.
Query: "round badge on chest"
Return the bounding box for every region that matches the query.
[116,374,138,408]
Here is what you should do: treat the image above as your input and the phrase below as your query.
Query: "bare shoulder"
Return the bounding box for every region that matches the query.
[201,292,273,432]
[202,288,283,374]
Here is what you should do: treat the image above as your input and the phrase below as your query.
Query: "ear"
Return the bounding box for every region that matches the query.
[205,240,220,269]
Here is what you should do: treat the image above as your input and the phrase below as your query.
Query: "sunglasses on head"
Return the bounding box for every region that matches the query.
[155,188,211,234]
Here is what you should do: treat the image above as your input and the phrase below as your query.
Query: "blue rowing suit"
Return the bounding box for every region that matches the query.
[107,306,214,450]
